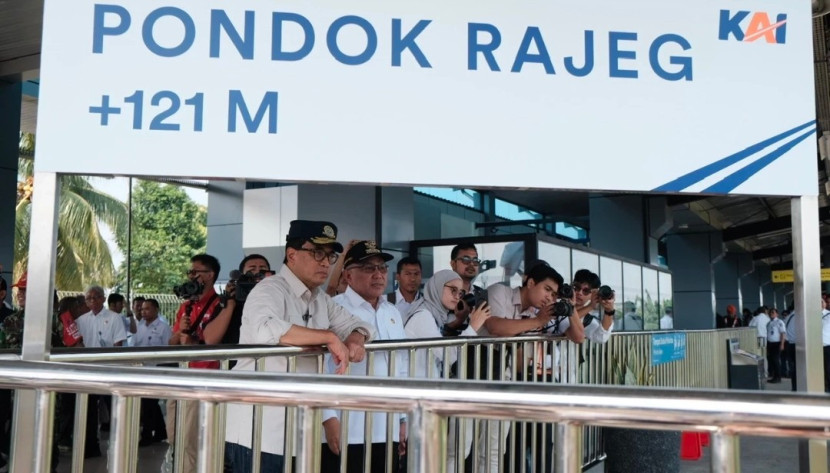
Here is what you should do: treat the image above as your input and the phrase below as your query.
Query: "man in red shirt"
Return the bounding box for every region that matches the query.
[167,253,222,473]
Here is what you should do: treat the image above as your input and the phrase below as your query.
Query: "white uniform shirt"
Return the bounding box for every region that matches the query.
[133,316,172,348]
[76,308,127,347]
[785,312,798,344]
[822,309,830,346]
[767,318,786,343]
[483,284,536,336]
[322,287,407,444]
[557,311,613,343]
[392,288,421,318]
[748,313,770,339]
[404,308,477,378]
[660,315,673,329]
[225,265,375,456]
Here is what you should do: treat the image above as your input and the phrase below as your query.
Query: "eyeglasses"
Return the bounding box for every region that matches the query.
[455,256,481,266]
[572,285,593,296]
[187,269,212,276]
[444,285,466,297]
[350,263,389,274]
[297,247,339,264]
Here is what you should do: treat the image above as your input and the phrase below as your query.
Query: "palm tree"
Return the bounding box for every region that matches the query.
[15,132,128,291]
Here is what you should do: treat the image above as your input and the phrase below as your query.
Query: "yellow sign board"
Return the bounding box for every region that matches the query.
[771,269,830,283]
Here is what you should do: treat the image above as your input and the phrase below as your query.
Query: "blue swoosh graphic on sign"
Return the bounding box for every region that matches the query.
[652,120,815,192]
[703,127,816,193]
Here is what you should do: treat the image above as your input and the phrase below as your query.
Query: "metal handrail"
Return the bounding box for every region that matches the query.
[3,360,830,473]
[46,334,564,363]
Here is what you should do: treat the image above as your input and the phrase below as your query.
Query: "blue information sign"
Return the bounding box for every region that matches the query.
[652,333,687,366]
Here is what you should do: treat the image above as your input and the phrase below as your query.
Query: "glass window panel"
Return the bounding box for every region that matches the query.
[571,250,599,276]
[599,257,624,319]
[538,242,570,282]
[621,263,643,332]
[494,199,541,221]
[659,272,673,329]
[414,187,480,209]
[642,268,659,331]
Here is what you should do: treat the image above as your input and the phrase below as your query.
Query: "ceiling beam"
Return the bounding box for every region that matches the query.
[752,236,830,260]
[724,206,830,242]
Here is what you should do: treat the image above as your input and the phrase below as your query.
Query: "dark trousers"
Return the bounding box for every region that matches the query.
[139,398,166,440]
[767,342,782,381]
[786,342,797,391]
[320,443,400,473]
[824,346,830,393]
[224,442,285,473]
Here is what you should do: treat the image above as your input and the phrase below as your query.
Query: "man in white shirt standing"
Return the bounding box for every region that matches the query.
[324,241,407,473]
[766,308,786,384]
[784,306,798,391]
[224,220,374,473]
[134,298,172,446]
[77,285,127,458]
[388,256,422,317]
[749,307,770,350]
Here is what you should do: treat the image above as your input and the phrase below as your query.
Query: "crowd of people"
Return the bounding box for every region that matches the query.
[14,217,830,473]
[0,219,622,473]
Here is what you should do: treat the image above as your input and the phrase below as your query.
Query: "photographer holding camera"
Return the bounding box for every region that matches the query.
[553,269,616,344]
[202,254,272,346]
[167,253,223,473]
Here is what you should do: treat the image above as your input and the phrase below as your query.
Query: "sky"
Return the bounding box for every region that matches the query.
[89,176,208,269]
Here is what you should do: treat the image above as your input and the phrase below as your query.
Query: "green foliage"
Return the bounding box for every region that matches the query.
[610,347,655,386]
[15,133,127,291]
[120,180,206,294]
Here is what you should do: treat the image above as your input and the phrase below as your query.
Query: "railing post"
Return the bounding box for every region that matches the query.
[71,393,88,473]
[295,406,316,473]
[408,406,443,473]
[12,172,60,473]
[553,422,581,473]
[110,395,130,473]
[31,389,55,473]
[710,431,739,473]
[198,401,221,473]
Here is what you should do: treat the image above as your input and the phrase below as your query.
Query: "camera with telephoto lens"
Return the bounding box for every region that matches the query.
[173,280,205,300]
[598,285,615,300]
[457,291,487,312]
[232,271,266,303]
[551,283,574,319]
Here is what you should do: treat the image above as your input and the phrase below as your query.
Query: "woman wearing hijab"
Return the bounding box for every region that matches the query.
[403,269,490,472]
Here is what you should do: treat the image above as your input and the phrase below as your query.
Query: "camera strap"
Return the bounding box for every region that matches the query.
[187,294,219,335]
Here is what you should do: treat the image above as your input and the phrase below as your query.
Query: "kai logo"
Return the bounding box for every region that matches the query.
[718,10,787,44]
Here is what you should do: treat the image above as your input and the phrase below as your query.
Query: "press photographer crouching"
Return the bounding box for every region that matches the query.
[202,254,273,347]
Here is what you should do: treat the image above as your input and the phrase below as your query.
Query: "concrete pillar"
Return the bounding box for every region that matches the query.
[239,184,298,272]
[205,180,245,280]
[0,82,21,304]
[715,253,753,315]
[665,232,724,329]
[589,195,671,265]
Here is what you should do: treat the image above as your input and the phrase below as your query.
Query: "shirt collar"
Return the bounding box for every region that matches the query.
[279,265,316,299]
[344,286,378,310]
[395,288,421,303]
[195,286,218,304]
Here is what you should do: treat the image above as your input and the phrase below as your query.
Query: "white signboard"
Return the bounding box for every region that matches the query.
[37,0,817,195]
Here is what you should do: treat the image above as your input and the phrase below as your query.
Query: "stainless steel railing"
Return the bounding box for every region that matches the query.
[2,359,829,473]
[36,328,757,473]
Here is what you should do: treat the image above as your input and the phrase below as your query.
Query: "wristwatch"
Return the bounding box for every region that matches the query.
[352,327,371,341]
[604,309,616,316]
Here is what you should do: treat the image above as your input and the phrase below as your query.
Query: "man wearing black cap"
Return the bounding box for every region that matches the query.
[225,220,374,473]
[322,241,407,473]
